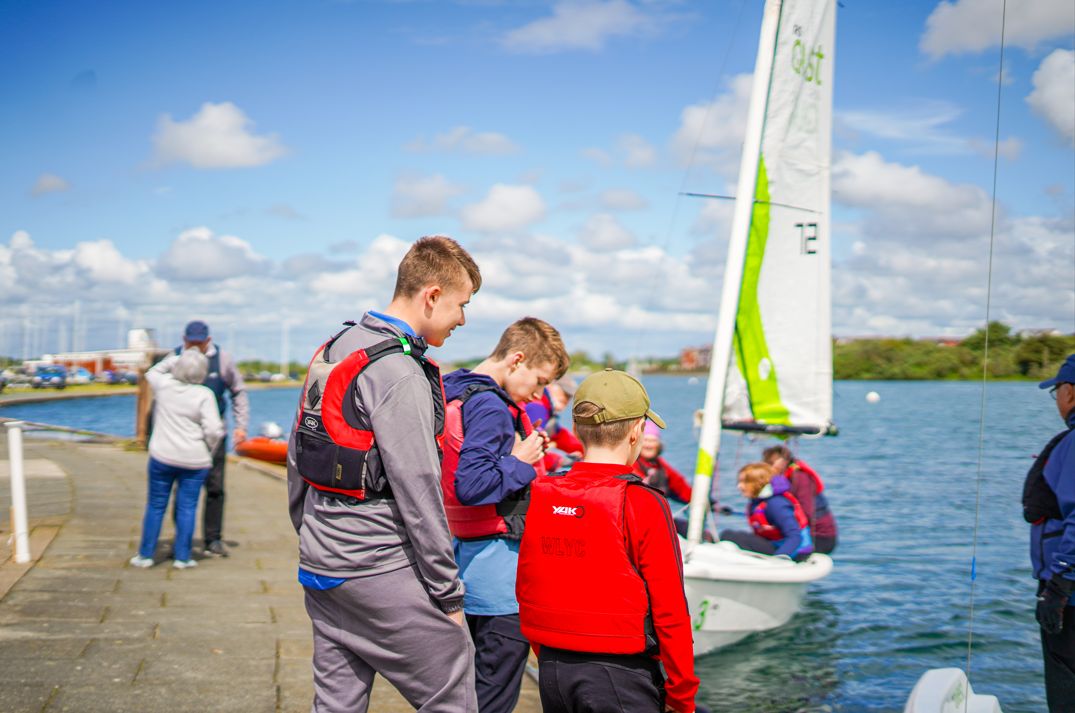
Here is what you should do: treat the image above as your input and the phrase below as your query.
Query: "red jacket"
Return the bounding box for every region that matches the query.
[632,455,693,503]
[517,461,698,713]
[785,460,837,539]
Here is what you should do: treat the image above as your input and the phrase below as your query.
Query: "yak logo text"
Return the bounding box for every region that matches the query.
[551,505,585,518]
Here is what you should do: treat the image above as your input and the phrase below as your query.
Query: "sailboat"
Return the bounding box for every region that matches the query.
[679,0,835,656]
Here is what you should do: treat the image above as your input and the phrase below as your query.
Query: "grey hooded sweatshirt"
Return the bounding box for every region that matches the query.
[286,313,464,612]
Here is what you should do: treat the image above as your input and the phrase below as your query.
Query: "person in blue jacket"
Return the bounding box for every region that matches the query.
[440,318,570,713]
[1026,355,1075,712]
[720,462,813,561]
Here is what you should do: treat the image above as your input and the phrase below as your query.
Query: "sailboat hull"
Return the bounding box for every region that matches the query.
[682,540,833,656]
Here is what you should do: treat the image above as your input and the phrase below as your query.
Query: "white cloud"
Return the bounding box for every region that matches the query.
[832,151,993,239]
[152,102,287,169]
[582,135,658,169]
[391,174,465,218]
[839,103,1024,158]
[501,0,658,54]
[156,227,270,281]
[31,173,70,196]
[577,213,636,249]
[829,149,1074,336]
[1027,49,1075,146]
[73,240,149,285]
[600,188,649,211]
[920,0,1075,59]
[309,234,411,298]
[405,126,519,155]
[671,73,753,175]
[461,184,546,233]
[619,133,657,168]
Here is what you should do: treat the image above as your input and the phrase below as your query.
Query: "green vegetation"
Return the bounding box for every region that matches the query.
[833,323,1074,380]
[237,360,308,378]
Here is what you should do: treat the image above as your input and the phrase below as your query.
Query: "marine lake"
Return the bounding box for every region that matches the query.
[0,378,1057,712]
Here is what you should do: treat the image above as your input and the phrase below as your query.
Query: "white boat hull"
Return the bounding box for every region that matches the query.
[904,668,1002,713]
[681,540,833,656]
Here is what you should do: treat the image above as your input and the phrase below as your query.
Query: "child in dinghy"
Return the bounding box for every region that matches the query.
[720,462,814,561]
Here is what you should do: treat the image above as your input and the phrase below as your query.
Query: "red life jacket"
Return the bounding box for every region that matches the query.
[789,460,824,493]
[517,470,654,654]
[441,383,545,540]
[293,323,445,500]
[748,492,809,541]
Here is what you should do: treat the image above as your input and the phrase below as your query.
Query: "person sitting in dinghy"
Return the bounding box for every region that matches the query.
[762,444,838,554]
[720,462,814,561]
[632,420,695,537]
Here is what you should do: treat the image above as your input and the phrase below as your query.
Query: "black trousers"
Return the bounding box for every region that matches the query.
[814,534,837,555]
[202,438,227,544]
[467,613,530,713]
[1042,603,1075,713]
[719,529,776,555]
[537,647,664,713]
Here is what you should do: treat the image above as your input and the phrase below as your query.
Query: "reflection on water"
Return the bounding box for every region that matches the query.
[0,377,1057,711]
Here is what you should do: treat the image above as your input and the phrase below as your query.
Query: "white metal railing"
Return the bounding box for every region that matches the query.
[4,421,31,563]
[0,418,116,565]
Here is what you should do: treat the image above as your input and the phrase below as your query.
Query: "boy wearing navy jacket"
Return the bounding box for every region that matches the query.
[440,317,570,713]
[516,370,699,713]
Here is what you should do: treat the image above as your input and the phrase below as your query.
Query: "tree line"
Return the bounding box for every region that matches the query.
[833,322,1074,380]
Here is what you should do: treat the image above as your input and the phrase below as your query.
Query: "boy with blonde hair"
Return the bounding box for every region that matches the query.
[287,235,481,713]
[440,317,569,713]
[516,370,699,713]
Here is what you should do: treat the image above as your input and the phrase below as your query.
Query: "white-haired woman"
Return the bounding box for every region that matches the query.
[130,348,225,569]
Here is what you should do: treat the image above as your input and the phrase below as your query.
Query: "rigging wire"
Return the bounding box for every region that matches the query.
[964,0,1007,698]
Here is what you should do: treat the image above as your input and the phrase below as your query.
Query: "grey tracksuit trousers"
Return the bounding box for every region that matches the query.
[304,563,477,713]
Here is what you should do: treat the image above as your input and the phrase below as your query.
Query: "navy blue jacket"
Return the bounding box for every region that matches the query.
[443,369,536,506]
[749,488,813,558]
[1031,410,1075,603]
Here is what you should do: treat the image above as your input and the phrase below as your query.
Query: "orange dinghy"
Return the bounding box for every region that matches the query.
[235,437,288,464]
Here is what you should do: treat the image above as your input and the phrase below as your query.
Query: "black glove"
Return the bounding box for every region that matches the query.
[1036,574,1075,634]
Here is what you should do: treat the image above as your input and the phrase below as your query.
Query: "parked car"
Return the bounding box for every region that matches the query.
[31,365,67,390]
[67,367,93,385]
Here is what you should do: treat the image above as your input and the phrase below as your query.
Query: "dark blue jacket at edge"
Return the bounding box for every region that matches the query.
[1031,410,1075,603]
[443,369,535,506]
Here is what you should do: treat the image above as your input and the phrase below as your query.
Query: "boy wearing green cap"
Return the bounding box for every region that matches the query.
[516,369,699,713]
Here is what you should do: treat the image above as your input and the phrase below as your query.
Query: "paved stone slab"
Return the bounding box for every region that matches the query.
[0,439,540,712]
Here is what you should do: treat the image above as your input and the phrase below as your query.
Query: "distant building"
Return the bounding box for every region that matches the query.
[679,345,712,371]
[25,328,169,374]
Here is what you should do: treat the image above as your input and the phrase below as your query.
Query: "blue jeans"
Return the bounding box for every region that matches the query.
[138,457,208,562]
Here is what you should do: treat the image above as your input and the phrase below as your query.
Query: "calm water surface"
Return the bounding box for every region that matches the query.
[1,378,1057,712]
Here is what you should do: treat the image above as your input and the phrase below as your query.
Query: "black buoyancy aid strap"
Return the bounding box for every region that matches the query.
[1023,427,1072,524]
[457,382,525,435]
[322,321,357,362]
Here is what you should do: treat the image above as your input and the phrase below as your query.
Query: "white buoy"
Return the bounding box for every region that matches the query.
[866,391,880,404]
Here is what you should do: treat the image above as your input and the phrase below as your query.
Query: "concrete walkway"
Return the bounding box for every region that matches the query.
[0,438,540,713]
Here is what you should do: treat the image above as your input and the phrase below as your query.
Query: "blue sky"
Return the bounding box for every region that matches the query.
[1,0,1073,362]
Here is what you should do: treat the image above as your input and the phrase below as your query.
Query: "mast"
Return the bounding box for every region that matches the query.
[686,0,784,548]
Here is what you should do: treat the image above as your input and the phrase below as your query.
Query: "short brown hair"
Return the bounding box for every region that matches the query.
[393,235,482,299]
[761,445,794,465]
[573,401,640,449]
[738,462,776,498]
[490,317,570,379]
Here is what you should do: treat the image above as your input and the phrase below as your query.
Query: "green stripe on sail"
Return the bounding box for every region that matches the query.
[733,155,791,426]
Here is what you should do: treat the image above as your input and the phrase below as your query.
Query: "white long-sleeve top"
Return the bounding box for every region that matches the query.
[146,356,226,469]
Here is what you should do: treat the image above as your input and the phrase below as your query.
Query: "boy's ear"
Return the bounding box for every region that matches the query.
[422,284,442,308]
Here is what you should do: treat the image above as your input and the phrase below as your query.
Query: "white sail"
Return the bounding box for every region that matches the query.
[721,0,836,435]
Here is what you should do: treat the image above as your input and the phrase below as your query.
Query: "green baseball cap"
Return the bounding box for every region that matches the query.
[573,369,665,428]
